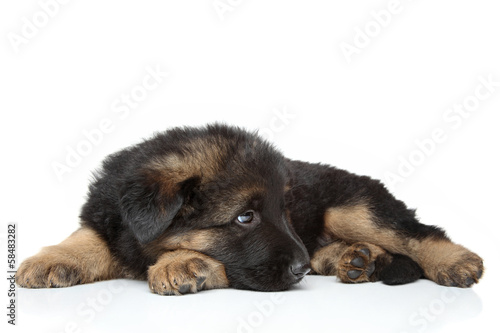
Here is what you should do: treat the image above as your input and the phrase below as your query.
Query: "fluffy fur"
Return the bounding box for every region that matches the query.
[16,124,483,294]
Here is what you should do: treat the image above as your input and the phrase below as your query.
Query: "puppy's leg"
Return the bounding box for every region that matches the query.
[311,241,393,283]
[148,249,229,296]
[16,227,121,288]
[323,203,483,287]
[310,241,350,276]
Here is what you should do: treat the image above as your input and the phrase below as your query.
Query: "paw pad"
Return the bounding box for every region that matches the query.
[344,248,375,281]
[338,243,389,283]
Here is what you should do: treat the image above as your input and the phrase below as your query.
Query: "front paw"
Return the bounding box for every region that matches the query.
[148,250,228,296]
[16,255,82,288]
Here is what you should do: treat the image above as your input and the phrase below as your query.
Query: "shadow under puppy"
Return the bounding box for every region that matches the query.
[16,124,483,295]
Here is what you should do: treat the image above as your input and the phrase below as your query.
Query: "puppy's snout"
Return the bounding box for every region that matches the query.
[290,261,311,279]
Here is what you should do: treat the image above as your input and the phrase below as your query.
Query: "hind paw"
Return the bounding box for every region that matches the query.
[433,251,483,288]
[337,243,390,283]
[417,240,484,288]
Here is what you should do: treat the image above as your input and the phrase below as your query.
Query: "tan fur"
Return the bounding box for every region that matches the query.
[206,184,265,224]
[146,229,218,258]
[146,137,265,225]
[323,203,483,286]
[311,241,391,283]
[163,231,216,251]
[406,238,483,286]
[148,249,229,295]
[142,137,230,208]
[16,227,122,288]
[147,137,229,184]
[323,203,406,253]
[311,240,349,275]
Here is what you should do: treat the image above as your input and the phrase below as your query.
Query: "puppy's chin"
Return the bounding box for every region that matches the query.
[226,267,302,292]
[230,279,294,292]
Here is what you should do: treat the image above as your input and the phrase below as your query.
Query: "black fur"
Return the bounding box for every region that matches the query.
[77,124,431,290]
[15,123,483,293]
[284,159,447,253]
[80,125,309,290]
[380,254,424,285]
[64,122,485,294]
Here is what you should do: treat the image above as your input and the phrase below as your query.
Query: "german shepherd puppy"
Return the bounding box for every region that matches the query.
[16,124,483,295]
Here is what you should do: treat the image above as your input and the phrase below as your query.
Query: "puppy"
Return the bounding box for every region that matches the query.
[16,124,483,295]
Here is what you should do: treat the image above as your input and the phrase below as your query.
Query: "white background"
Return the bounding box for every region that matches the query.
[1,1,499,332]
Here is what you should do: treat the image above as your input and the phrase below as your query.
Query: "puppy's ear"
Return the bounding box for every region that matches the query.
[119,170,196,244]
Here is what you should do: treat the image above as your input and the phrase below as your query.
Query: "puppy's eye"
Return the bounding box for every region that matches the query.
[236,211,254,224]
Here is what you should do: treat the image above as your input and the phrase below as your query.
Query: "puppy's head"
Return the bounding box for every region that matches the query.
[120,124,310,291]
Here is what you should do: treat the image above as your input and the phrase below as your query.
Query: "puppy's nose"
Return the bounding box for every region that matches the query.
[290,261,311,278]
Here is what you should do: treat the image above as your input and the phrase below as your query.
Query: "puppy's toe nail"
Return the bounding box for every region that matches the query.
[465,277,474,287]
[178,284,191,294]
[358,248,370,257]
[196,276,207,289]
[350,257,364,268]
[347,270,362,279]
[366,262,376,277]
[477,269,483,279]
